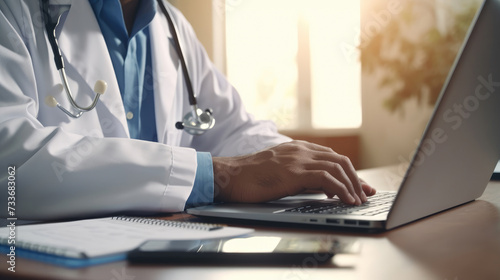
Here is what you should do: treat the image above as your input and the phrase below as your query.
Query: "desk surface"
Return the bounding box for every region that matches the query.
[2,167,500,280]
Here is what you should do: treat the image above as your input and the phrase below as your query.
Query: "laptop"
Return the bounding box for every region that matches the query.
[492,160,500,180]
[188,0,500,230]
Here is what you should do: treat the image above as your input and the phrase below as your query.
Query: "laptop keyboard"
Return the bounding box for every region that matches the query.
[283,192,396,216]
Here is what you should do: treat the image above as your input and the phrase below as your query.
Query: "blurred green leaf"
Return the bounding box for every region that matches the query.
[360,0,480,115]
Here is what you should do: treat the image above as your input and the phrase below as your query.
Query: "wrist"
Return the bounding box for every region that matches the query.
[212,157,230,202]
[212,156,244,202]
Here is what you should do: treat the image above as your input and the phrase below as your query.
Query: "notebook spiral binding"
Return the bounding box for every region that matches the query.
[0,236,85,258]
[112,216,223,231]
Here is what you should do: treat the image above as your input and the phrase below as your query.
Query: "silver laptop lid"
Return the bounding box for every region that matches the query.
[386,0,500,229]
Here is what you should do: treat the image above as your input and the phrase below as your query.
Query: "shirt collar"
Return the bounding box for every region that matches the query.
[88,0,157,38]
[133,0,157,35]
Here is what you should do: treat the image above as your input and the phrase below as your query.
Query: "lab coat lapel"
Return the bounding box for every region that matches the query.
[57,0,129,138]
[150,10,183,145]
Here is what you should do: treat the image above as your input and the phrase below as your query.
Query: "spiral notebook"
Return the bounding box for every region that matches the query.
[0,216,253,268]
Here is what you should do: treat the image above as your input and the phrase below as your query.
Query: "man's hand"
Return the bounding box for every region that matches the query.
[213,140,376,205]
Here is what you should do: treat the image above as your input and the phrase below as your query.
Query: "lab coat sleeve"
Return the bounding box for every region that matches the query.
[0,2,196,220]
[167,4,292,157]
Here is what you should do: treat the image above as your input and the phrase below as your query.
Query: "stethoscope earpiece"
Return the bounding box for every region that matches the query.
[45,95,58,108]
[44,79,107,119]
[93,80,108,96]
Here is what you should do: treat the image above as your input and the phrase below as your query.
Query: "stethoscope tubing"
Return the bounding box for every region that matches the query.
[41,0,103,117]
[158,0,198,107]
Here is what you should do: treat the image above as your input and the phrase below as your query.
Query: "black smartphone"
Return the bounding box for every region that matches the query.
[127,235,357,265]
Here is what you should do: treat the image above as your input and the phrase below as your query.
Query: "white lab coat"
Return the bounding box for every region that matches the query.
[0,0,289,220]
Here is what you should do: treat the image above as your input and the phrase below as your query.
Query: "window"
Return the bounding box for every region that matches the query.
[226,0,362,130]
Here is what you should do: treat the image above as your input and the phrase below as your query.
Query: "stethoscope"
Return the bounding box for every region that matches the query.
[40,0,215,135]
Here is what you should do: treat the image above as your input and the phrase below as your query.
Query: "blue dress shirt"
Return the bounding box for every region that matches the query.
[89,0,213,208]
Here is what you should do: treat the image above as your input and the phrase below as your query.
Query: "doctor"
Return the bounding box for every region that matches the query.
[0,0,375,220]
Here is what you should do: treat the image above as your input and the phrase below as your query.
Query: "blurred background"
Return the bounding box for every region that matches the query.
[167,0,482,169]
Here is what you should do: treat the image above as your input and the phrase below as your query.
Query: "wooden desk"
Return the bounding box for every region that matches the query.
[2,169,499,280]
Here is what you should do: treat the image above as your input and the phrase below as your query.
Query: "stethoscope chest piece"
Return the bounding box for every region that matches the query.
[176,106,215,135]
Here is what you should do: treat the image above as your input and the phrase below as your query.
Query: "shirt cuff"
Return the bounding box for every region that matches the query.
[185,152,214,208]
